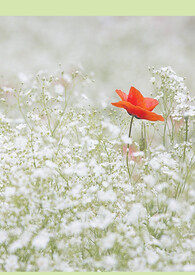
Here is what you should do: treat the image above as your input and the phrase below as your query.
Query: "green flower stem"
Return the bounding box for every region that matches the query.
[17,89,36,168]
[140,122,147,154]
[163,117,167,147]
[126,116,134,180]
[42,86,53,135]
[183,116,189,162]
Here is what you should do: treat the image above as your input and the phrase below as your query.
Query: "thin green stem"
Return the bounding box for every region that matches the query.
[183,116,188,162]
[42,86,53,135]
[163,117,167,147]
[140,122,147,154]
[17,89,32,131]
[126,116,134,180]
[52,80,75,136]
[17,89,36,168]
[52,87,67,136]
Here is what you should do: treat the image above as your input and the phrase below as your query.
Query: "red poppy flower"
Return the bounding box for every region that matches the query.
[111,86,164,121]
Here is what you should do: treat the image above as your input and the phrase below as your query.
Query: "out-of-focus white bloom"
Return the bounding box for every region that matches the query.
[149,214,166,230]
[132,151,144,157]
[0,230,8,244]
[66,220,83,235]
[16,123,27,130]
[45,160,58,169]
[70,183,82,198]
[121,135,132,145]
[14,136,28,150]
[4,187,16,197]
[124,203,147,226]
[146,249,159,265]
[33,167,51,179]
[97,189,116,202]
[63,73,72,84]
[90,207,116,229]
[27,112,41,121]
[8,231,32,253]
[155,182,169,192]
[149,158,160,170]
[184,108,195,118]
[183,264,195,272]
[63,166,74,175]
[32,230,51,249]
[102,181,109,188]
[167,198,181,212]
[160,152,177,168]
[76,162,88,177]
[102,255,117,269]
[2,86,14,93]
[150,77,155,83]
[143,174,156,186]
[99,233,117,250]
[93,164,105,177]
[160,235,174,249]
[5,255,19,271]
[36,256,50,271]
[102,120,120,137]
[84,136,99,151]
[54,84,65,95]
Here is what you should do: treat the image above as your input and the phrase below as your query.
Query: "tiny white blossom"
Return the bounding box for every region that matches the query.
[97,189,116,202]
[99,233,117,250]
[0,230,8,244]
[76,162,88,177]
[37,256,50,271]
[121,135,132,144]
[63,73,72,84]
[16,123,27,130]
[5,255,19,271]
[32,230,50,250]
[54,84,65,95]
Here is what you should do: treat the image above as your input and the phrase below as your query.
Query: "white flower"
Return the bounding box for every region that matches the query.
[5,255,19,271]
[76,162,88,177]
[121,135,132,144]
[32,230,51,250]
[36,256,50,271]
[146,249,159,265]
[99,233,117,250]
[150,77,155,83]
[4,187,16,197]
[8,231,32,253]
[124,203,147,226]
[16,123,27,130]
[54,84,65,95]
[45,160,58,169]
[102,255,117,269]
[149,158,160,170]
[0,230,8,244]
[143,174,156,186]
[63,73,72,84]
[97,189,116,202]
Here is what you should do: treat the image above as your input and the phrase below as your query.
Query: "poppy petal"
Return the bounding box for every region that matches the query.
[116,89,128,101]
[127,86,146,109]
[111,101,164,121]
[145,97,159,111]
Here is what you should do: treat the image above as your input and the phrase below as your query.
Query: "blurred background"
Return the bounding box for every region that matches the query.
[0,16,194,102]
